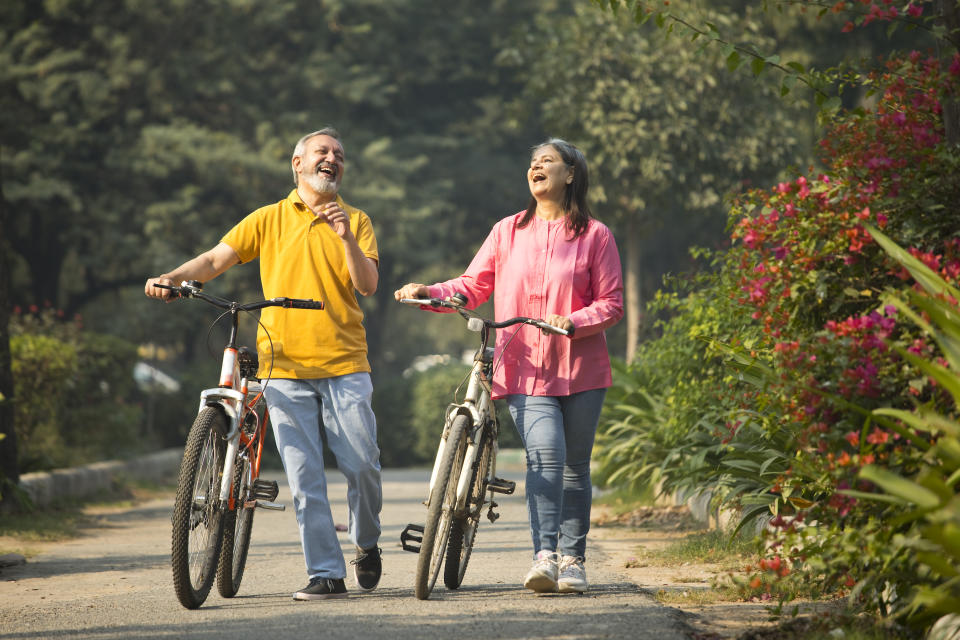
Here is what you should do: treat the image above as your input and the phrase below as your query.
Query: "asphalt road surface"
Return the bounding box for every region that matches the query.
[0,468,692,639]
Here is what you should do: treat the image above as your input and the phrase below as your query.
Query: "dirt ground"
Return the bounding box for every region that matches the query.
[589,504,830,640]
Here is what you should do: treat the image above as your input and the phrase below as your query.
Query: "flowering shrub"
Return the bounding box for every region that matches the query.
[596,48,960,628]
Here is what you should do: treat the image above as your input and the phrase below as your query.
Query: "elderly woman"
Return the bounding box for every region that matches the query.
[395,138,624,594]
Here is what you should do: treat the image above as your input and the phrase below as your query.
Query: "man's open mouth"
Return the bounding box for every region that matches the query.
[318,163,337,178]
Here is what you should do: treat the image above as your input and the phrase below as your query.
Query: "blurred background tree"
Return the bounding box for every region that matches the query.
[0,0,918,479]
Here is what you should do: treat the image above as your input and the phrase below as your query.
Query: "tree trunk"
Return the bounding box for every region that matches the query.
[624,215,642,363]
[936,0,960,145]
[0,147,20,503]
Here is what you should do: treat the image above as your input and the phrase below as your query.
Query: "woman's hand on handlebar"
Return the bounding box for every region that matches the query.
[543,314,574,336]
[394,283,429,301]
[145,276,176,301]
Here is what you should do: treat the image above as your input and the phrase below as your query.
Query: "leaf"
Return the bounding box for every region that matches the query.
[751,57,766,76]
[726,50,743,72]
[859,465,941,509]
[867,226,960,300]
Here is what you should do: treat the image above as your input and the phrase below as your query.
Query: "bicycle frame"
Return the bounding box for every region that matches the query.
[195,319,263,508]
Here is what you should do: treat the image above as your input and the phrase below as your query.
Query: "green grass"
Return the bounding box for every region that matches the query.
[639,528,755,568]
[592,484,659,513]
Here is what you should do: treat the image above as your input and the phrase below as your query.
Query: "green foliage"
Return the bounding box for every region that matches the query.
[409,361,473,461]
[9,308,144,472]
[593,42,959,635]
[11,333,78,471]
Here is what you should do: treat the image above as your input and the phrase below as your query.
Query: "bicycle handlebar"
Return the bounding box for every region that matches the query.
[398,297,569,336]
[156,282,325,312]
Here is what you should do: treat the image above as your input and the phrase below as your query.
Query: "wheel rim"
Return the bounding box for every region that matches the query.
[189,430,219,585]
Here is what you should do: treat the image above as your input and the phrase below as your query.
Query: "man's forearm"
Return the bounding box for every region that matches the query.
[342,237,378,296]
[164,243,240,284]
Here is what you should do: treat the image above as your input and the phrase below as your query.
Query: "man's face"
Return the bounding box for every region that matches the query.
[295,134,345,194]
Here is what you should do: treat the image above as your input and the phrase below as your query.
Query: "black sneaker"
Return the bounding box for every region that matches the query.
[351,546,382,591]
[293,577,348,601]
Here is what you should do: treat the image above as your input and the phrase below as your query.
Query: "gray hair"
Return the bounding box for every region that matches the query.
[291,128,344,185]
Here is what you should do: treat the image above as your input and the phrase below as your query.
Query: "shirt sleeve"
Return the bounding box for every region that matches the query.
[220,209,264,263]
[427,223,498,309]
[567,226,624,338]
[355,210,379,262]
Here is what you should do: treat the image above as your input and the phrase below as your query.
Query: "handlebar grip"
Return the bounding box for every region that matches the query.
[287,299,325,309]
[399,297,440,306]
[153,283,183,299]
[534,321,569,336]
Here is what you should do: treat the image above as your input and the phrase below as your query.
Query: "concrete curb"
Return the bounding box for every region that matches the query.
[16,448,184,509]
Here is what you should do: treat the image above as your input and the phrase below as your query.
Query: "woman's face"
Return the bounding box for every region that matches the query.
[527,145,573,203]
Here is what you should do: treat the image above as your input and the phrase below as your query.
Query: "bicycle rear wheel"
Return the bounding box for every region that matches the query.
[216,451,255,598]
[444,424,495,589]
[171,407,227,609]
[414,414,469,600]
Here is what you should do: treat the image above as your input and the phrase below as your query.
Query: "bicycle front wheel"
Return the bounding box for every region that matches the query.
[414,414,469,600]
[171,407,227,609]
[216,451,255,598]
[444,424,494,589]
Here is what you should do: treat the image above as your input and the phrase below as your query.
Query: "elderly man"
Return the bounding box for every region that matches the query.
[145,128,383,600]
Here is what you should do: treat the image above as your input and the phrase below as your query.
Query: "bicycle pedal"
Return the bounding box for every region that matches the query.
[488,477,516,495]
[400,523,424,553]
[252,479,279,501]
[246,499,285,511]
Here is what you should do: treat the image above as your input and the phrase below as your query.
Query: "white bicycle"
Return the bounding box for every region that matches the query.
[398,293,568,599]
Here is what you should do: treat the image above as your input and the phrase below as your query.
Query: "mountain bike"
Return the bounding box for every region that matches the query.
[397,293,568,599]
[155,280,324,609]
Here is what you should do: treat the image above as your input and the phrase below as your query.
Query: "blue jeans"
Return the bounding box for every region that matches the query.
[505,388,606,561]
[264,373,382,580]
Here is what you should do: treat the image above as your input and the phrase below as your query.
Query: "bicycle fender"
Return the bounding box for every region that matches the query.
[198,387,244,439]
[444,404,482,439]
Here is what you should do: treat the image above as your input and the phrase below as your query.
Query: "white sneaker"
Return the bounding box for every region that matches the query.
[558,555,588,593]
[523,550,559,593]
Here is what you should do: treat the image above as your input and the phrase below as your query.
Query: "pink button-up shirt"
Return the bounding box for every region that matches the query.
[428,212,624,399]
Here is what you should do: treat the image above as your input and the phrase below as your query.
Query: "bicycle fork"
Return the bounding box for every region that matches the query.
[198,383,283,515]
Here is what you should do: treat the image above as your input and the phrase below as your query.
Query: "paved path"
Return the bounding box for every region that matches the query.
[0,469,691,639]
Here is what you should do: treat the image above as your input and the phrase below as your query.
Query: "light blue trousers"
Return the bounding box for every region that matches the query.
[505,388,606,561]
[264,373,382,580]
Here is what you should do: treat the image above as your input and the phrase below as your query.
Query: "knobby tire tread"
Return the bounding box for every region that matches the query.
[414,414,468,600]
[444,427,493,589]
[216,453,255,598]
[171,407,227,609]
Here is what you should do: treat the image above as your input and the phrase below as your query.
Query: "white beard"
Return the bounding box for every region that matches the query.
[302,170,338,194]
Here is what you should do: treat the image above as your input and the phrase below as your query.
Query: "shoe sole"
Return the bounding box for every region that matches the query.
[558,580,588,594]
[354,567,381,592]
[524,573,559,593]
[293,592,349,601]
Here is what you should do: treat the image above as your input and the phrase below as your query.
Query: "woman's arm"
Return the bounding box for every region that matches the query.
[567,228,624,338]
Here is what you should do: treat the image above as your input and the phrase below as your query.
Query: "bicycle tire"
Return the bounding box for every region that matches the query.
[444,425,494,589]
[171,407,228,609]
[216,451,255,598]
[414,414,469,600]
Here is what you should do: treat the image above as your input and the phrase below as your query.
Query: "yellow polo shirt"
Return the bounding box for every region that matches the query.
[221,189,378,379]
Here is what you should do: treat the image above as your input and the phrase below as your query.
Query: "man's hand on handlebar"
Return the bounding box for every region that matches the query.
[394,283,429,301]
[542,314,574,336]
[145,276,177,301]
